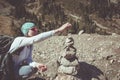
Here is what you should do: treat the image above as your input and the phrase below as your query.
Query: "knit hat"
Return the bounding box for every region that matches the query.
[21,22,35,36]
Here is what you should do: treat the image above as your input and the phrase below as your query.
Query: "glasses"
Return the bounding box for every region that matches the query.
[30,27,38,32]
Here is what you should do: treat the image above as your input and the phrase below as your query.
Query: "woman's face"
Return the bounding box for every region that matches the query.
[27,27,38,37]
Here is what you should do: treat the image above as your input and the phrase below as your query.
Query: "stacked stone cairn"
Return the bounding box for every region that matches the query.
[57,36,80,76]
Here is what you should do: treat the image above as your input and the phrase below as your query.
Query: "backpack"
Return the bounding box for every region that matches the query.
[0,35,15,80]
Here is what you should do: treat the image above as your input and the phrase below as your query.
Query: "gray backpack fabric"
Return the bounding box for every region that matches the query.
[0,35,14,54]
[0,35,15,80]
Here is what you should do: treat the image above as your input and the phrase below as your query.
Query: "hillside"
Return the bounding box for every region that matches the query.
[0,0,120,36]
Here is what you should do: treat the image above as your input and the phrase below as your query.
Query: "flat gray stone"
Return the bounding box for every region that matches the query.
[60,57,79,66]
[58,65,77,75]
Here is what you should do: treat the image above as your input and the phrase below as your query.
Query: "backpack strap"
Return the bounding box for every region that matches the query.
[12,45,32,55]
[11,47,25,55]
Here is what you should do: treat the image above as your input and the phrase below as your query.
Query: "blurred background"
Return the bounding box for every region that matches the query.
[0,0,120,36]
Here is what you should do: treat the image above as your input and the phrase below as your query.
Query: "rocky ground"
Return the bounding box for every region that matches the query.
[32,34,120,80]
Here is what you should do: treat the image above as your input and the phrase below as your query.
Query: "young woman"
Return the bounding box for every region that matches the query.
[8,22,72,79]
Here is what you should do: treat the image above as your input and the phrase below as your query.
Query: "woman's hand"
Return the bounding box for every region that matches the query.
[54,22,72,34]
[37,64,47,72]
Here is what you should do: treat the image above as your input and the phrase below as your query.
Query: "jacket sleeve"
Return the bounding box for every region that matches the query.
[9,30,55,53]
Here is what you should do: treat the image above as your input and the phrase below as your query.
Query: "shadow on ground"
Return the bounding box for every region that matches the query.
[28,77,45,80]
[75,62,106,80]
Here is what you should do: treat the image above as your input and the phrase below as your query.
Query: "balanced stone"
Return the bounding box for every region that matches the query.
[57,36,80,76]
[58,65,77,75]
[59,57,79,67]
